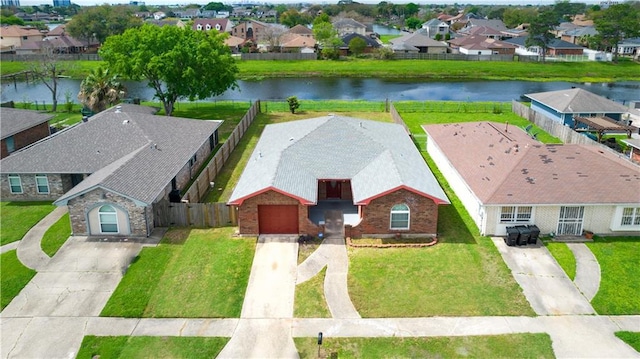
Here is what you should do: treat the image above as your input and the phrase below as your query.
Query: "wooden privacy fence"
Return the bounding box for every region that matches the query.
[182,100,260,203]
[154,200,236,227]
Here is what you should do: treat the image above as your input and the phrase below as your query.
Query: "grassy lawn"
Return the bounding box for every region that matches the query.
[587,236,640,314]
[0,201,55,246]
[101,227,255,318]
[295,267,331,318]
[616,332,640,352]
[1,250,36,310]
[295,334,555,358]
[378,34,403,44]
[76,336,228,359]
[40,213,71,257]
[4,59,638,82]
[543,239,577,280]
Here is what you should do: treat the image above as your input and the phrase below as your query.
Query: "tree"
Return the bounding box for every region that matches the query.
[0,15,25,25]
[503,7,538,28]
[405,16,422,30]
[404,2,420,17]
[525,10,559,62]
[287,96,300,114]
[66,5,142,45]
[100,24,238,116]
[78,67,126,113]
[262,25,287,52]
[28,42,72,112]
[593,3,640,62]
[313,21,339,47]
[349,37,367,56]
[279,9,312,27]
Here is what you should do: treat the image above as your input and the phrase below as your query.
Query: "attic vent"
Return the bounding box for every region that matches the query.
[122,119,129,124]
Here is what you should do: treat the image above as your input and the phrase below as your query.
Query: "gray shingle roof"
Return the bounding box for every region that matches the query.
[525,88,629,114]
[1,104,221,205]
[1,108,53,140]
[389,32,447,48]
[228,116,449,206]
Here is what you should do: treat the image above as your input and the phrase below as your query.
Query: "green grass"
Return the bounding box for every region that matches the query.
[0,201,56,245]
[543,239,577,280]
[76,336,229,359]
[102,227,256,318]
[295,267,331,318]
[378,34,403,44]
[587,236,640,314]
[616,332,640,352]
[3,59,638,82]
[295,334,555,358]
[1,250,36,310]
[40,213,71,257]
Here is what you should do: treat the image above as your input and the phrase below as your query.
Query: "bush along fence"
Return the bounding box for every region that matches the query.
[153,100,260,227]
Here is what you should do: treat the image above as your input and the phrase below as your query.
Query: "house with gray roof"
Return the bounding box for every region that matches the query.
[421,18,451,39]
[0,104,222,237]
[525,88,630,127]
[1,107,53,159]
[332,18,366,36]
[425,121,640,237]
[389,32,447,54]
[228,116,449,237]
[504,37,585,56]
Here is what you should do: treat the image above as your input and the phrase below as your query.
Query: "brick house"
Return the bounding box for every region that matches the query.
[0,104,221,237]
[425,122,640,237]
[1,108,53,159]
[228,116,449,237]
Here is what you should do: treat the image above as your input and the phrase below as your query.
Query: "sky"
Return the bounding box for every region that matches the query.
[18,0,582,6]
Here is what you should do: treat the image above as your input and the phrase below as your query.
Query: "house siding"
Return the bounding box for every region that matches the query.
[1,122,50,159]
[169,136,215,199]
[0,173,66,201]
[237,190,319,236]
[349,189,439,237]
[67,188,149,236]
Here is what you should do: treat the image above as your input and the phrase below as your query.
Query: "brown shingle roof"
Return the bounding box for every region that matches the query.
[424,121,640,205]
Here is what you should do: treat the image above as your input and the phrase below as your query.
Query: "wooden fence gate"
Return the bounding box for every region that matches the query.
[154,200,237,228]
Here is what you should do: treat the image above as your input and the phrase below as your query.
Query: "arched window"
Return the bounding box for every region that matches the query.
[99,205,118,233]
[390,204,410,230]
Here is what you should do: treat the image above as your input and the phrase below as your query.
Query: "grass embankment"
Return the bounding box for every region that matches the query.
[295,334,555,358]
[101,227,255,318]
[294,267,331,318]
[587,236,640,314]
[76,336,228,359]
[0,201,55,245]
[616,332,640,352]
[3,59,638,82]
[40,213,71,257]
[1,250,37,310]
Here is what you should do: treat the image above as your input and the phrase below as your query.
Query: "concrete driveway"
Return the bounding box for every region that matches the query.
[1,236,142,358]
[491,237,595,315]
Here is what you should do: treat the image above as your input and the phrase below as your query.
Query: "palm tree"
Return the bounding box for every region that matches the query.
[78,67,126,113]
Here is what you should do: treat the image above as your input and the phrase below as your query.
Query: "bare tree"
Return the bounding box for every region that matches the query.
[261,24,287,52]
[28,42,72,111]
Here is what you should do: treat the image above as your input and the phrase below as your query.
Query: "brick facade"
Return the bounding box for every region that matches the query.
[237,190,319,236]
[347,188,440,238]
[1,173,69,201]
[238,188,440,238]
[67,187,149,236]
[1,122,50,159]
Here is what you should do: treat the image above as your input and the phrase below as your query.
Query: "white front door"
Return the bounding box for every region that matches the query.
[557,206,584,235]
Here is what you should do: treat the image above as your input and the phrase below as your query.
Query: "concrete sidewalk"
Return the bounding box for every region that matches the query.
[567,242,601,301]
[16,206,68,270]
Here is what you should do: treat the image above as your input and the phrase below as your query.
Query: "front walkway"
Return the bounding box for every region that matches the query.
[16,206,68,270]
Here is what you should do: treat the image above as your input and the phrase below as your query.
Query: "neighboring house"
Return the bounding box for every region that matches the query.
[448,35,516,55]
[0,108,52,159]
[153,11,166,20]
[460,19,508,33]
[228,116,449,237]
[389,32,448,54]
[174,8,199,20]
[617,38,640,57]
[193,18,233,33]
[145,19,186,28]
[232,7,253,17]
[425,121,640,236]
[0,25,45,51]
[0,104,222,237]
[280,33,316,53]
[224,35,245,53]
[560,26,597,45]
[333,18,366,37]
[339,33,380,55]
[622,138,640,164]
[525,88,630,126]
[287,24,314,38]
[504,37,584,56]
[458,25,505,39]
[421,18,451,39]
[232,20,270,41]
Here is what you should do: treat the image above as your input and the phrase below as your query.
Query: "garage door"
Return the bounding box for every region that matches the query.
[258,205,298,234]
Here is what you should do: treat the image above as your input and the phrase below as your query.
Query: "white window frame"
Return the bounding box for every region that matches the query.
[8,174,23,194]
[35,174,50,194]
[98,205,119,233]
[621,207,640,227]
[500,206,532,223]
[390,203,410,230]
